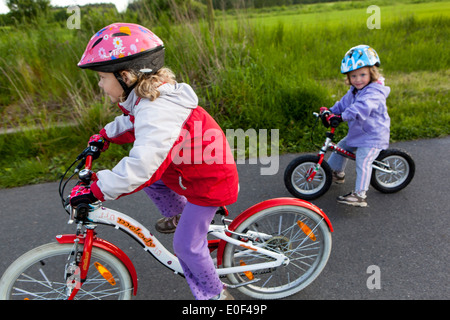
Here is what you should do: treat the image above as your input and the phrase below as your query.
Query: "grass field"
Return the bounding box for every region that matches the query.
[247,0,449,25]
[0,0,448,187]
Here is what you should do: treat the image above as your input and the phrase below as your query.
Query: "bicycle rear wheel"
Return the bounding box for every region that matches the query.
[371,148,415,193]
[0,243,133,300]
[222,205,332,299]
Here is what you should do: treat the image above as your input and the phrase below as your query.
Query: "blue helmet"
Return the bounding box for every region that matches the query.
[340,45,380,74]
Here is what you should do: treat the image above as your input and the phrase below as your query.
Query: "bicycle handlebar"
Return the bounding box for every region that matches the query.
[85,155,93,171]
[76,146,99,165]
[313,111,341,129]
[73,146,99,184]
[59,145,101,214]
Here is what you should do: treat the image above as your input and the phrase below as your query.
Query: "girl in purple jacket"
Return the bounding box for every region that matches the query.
[321,45,390,207]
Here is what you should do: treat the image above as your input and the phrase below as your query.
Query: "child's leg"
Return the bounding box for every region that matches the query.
[143,180,187,218]
[354,147,381,197]
[327,136,356,173]
[173,202,224,300]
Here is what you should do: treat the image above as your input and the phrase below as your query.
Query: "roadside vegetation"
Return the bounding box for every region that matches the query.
[0,0,448,187]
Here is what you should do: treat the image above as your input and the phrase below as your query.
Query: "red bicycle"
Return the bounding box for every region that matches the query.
[284,112,415,200]
[0,146,333,300]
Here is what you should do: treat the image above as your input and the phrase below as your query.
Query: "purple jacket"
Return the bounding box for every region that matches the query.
[330,82,391,149]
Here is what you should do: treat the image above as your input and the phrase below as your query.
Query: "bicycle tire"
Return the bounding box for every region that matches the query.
[0,243,133,300]
[222,205,332,299]
[371,148,415,193]
[284,155,332,200]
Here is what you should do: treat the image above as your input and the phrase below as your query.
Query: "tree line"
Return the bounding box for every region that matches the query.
[0,0,352,26]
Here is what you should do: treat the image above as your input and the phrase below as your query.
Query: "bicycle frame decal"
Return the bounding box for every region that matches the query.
[117,217,155,248]
[329,143,356,159]
[88,206,184,275]
[89,203,293,277]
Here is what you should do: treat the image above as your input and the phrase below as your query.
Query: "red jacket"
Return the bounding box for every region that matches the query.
[90,83,239,207]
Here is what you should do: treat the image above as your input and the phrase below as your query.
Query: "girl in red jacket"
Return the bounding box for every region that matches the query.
[70,23,239,300]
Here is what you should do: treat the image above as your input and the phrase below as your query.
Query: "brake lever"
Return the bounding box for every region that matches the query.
[76,145,99,160]
[74,159,86,173]
[76,147,90,161]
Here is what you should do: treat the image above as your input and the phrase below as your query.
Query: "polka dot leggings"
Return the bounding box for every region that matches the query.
[143,180,224,300]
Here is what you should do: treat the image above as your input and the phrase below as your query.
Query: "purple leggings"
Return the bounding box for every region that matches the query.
[143,180,224,300]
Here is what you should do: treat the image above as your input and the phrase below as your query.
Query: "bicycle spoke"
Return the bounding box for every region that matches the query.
[75,285,126,300]
[1,243,132,300]
[13,286,66,300]
[39,268,52,287]
[223,206,332,299]
[14,273,67,299]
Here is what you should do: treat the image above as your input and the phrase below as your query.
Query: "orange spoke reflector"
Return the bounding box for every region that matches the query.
[94,262,116,286]
[297,221,316,241]
[239,260,254,280]
[239,244,257,251]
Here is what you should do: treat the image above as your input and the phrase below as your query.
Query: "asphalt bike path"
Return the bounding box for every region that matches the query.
[0,136,449,300]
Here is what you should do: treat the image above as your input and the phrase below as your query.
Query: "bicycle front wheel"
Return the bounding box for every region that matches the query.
[284,155,332,200]
[222,205,332,299]
[0,243,133,300]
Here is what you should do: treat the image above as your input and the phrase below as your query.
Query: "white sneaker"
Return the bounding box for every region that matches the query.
[332,171,345,184]
[337,192,368,207]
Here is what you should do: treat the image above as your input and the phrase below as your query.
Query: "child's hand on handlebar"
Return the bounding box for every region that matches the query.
[318,107,342,128]
[88,134,110,152]
[69,184,98,207]
[319,107,331,116]
[328,114,343,128]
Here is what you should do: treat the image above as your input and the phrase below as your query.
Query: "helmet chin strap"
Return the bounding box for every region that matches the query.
[114,72,137,99]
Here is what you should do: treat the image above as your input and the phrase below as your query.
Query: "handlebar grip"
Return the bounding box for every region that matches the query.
[321,113,331,128]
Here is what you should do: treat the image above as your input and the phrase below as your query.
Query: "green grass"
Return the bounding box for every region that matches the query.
[0,0,449,188]
[245,0,450,26]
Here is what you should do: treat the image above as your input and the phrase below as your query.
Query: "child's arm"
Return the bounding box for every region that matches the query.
[91,102,192,201]
[340,89,384,122]
[99,114,135,145]
[330,89,352,115]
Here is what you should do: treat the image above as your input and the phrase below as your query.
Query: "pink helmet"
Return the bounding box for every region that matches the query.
[78,23,164,74]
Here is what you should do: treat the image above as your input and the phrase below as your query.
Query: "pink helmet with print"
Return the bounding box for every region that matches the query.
[78,23,164,74]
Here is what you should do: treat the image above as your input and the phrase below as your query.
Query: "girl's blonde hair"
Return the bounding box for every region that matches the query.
[345,66,381,86]
[120,67,176,102]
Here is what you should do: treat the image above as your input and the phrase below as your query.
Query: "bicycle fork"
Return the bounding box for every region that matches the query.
[307,133,335,182]
[65,225,95,300]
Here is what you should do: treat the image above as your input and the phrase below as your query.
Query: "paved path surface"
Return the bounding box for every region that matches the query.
[1,136,449,300]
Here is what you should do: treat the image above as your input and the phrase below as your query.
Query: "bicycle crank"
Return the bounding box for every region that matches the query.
[225,278,261,289]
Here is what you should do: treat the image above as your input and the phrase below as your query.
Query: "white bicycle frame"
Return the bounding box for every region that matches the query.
[72,203,289,279]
